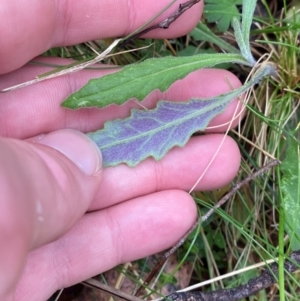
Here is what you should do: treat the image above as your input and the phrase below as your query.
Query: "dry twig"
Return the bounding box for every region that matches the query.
[119,0,202,48]
[164,250,300,301]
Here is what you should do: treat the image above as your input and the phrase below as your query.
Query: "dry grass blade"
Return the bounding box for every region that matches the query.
[0,39,121,92]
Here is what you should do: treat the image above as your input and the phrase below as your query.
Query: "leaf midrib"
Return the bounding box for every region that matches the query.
[98,99,227,150]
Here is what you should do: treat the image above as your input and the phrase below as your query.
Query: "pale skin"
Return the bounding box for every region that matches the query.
[0,1,242,300]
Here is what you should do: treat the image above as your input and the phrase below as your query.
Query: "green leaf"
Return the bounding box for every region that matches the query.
[190,22,239,53]
[281,138,300,251]
[177,46,202,56]
[241,0,257,45]
[204,0,243,32]
[62,53,250,109]
[232,17,255,66]
[231,0,257,65]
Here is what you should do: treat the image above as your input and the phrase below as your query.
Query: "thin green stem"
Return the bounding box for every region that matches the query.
[277,142,286,301]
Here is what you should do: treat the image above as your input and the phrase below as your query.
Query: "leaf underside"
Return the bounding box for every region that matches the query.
[61,53,249,109]
[88,98,231,167]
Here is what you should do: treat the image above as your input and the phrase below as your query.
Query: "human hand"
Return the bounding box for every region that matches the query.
[0,1,242,300]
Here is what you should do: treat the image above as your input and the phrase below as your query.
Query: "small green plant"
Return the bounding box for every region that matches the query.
[61,0,273,168]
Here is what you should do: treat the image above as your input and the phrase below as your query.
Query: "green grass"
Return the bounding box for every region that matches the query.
[46,1,300,300]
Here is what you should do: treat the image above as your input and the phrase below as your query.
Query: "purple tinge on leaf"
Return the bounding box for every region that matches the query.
[87,98,231,167]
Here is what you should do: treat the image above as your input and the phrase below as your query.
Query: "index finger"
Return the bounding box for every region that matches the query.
[0,0,203,74]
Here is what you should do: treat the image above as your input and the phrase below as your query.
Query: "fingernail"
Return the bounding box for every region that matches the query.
[37,129,102,175]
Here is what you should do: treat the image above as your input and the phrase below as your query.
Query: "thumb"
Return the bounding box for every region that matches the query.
[0,129,102,297]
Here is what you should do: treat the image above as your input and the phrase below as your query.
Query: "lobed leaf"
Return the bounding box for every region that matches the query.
[87,65,274,167]
[204,0,243,32]
[61,53,249,109]
[88,98,231,167]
